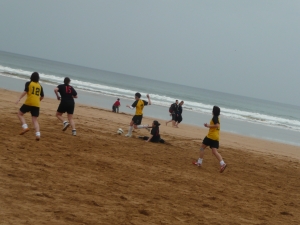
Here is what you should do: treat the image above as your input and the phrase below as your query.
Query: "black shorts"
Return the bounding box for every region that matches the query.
[132,115,143,125]
[20,104,40,117]
[57,102,75,114]
[202,136,219,149]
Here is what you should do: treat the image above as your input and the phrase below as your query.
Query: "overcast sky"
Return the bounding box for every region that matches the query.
[0,0,299,106]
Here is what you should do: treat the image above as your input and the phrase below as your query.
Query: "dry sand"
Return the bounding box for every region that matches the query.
[0,88,299,225]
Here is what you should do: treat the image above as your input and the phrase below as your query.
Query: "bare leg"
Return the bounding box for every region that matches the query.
[199,144,206,159]
[32,116,40,140]
[212,148,223,162]
[172,120,178,128]
[194,144,207,166]
[212,148,227,172]
[67,114,75,130]
[17,111,30,135]
[32,116,40,132]
[56,112,64,122]
[17,111,26,125]
[166,119,172,126]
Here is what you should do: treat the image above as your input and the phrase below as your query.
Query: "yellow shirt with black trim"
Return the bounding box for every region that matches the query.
[132,99,148,115]
[206,116,220,141]
[24,81,44,107]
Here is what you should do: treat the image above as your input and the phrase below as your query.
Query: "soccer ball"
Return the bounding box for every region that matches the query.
[117,128,124,135]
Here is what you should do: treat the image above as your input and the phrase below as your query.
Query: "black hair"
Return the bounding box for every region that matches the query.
[153,120,161,126]
[135,92,141,98]
[64,77,71,85]
[213,106,220,116]
[30,72,40,82]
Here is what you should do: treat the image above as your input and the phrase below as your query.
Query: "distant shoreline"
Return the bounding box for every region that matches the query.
[1,86,300,160]
[1,74,300,147]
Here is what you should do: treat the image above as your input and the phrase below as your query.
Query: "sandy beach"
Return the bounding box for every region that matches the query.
[0,88,299,225]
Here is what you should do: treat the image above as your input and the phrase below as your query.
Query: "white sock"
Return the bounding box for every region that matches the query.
[63,121,68,124]
[220,160,225,166]
[128,126,133,134]
[197,158,203,164]
[22,124,28,129]
[137,124,148,129]
[36,132,41,137]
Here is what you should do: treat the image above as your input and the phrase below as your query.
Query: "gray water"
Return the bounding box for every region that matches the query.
[0,50,299,146]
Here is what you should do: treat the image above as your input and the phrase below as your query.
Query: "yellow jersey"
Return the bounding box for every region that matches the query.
[132,99,148,115]
[24,81,44,107]
[206,116,220,141]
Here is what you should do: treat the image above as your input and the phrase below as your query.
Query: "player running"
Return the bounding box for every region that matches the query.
[54,77,78,136]
[125,92,151,137]
[193,106,227,173]
[16,72,44,141]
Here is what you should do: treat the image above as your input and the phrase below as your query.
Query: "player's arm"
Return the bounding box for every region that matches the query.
[146,94,151,105]
[127,100,137,109]
[16,91,27,104]
[40,86,44,101]
[204,123,220,128]
[54,87,61,100]
[204,117,220,128]
[16,82,30,104]
[72,87,78,98]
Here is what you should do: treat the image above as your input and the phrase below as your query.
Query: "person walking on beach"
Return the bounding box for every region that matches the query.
[16,72,44,141]
[54,77,78,136]
[175,101,184,127]
[166,100,179,127]
[125,92,151,137]
[112,98,121,113]
[193,106,227,173]
[138,120,164,143]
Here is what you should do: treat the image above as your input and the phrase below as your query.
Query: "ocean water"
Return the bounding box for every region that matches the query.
[0,50,300,146]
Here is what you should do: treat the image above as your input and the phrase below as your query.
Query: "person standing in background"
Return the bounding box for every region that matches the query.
[54,77,78,136]
[16,72,44,141]
[112,98,121,113]
[175,101,184,127]
[166,100,179,127]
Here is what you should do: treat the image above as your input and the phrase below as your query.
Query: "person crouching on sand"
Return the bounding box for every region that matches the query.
[193,106,227,173]
[125,92,151,137]
[139,120,164,143]
[112,98,121,113]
